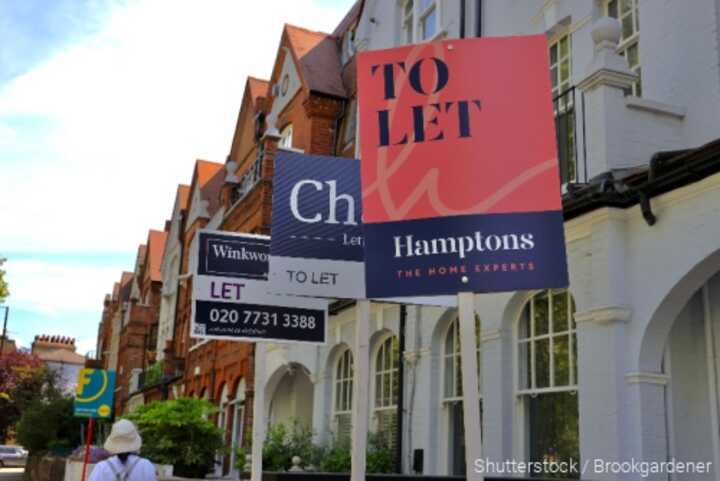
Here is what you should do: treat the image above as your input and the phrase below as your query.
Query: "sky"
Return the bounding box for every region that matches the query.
[0,0,355,354]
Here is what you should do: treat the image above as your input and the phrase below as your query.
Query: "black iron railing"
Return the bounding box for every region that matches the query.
[553,86,586,184]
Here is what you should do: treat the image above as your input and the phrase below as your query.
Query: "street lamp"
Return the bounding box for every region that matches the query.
[0,305,9,359]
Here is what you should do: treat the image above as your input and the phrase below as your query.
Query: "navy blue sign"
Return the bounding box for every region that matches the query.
[364,211,569,298]
[198,231,269,279]
[193,300,326,343]
[271,151,363,262]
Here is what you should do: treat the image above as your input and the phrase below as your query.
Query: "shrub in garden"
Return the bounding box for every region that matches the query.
[125,397,225,478]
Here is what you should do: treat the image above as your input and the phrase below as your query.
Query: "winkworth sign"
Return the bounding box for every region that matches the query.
[357,36,569,297]
[192,230,328,344]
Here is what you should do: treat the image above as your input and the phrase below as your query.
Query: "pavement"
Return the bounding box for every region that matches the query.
[0,467,24,481]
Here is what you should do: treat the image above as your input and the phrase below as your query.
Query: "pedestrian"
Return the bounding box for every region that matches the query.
[88,420,157,481]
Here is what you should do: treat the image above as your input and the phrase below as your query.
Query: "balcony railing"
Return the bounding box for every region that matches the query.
[553,86,587,184]
[230,145,265,207]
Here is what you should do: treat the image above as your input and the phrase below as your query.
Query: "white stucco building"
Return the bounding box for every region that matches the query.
[250,1,720,480]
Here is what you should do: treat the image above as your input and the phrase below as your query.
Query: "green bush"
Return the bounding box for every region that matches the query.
[318,438,351,473]
[16,396,83,454]
[262,419,324,471]
[125,397,226,478]
[143,362,163,388]
[234,445,248,472]
[365,433,394,474]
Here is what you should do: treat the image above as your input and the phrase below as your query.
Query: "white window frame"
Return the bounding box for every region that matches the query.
[372,334,399,448]
[513,289,578,463]
[605,0,641,96]
[279,124,293,149]
[418,0,439,41]
[516,289,577,395]
[333,347,354,441]
[442,317,482,403]
[399,0,441,44]
[549,33,572,106]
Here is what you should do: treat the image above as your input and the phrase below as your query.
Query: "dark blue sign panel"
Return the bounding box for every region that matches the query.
[271,151,363,261]
[364,211,569,298]
[193,300,326,343]
[198,231,269,279]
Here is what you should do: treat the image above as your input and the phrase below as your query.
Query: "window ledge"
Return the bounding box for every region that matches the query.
[625,96,686,120]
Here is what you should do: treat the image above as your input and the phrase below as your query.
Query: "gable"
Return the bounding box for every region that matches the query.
[266,49,302,130]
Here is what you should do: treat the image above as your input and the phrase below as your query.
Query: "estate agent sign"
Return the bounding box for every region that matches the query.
[357,35,569,298]
[192,230,327,344]
[74,368,116,418]
[269,151,365,299]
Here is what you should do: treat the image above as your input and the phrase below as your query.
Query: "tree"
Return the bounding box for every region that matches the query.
[0,350,57,443]
[125,397,226,478]
[16,396,83,454]
[0,256,8,303]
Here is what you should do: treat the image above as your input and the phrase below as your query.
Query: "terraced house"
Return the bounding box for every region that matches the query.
[96,1,720,480]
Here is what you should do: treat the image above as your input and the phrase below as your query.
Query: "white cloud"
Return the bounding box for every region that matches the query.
[6,258,120,316]
[0,0,354,253]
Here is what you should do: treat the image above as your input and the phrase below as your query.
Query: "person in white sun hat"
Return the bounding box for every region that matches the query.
[88,420,157,481]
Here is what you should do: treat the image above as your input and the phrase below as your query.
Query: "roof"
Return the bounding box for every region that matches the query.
[194,160,225,216]
[146,230,168,282]
[39,349,85,365]
[119,271,134,302]
[332,0,363,37]
[111,282,120,301]
[177,184,191,211]
[285,24,346,98]
[247,77,269,102]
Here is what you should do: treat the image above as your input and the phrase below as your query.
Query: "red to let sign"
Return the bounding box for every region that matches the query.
[357,36,568,297]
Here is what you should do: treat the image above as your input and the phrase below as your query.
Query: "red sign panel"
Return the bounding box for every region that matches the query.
[357,36,568,297]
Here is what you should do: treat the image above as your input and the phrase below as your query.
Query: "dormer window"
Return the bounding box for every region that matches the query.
[400,0,439,44]
[342,27,356,64]
[419,0,437,40]
[279,124,293,148]
[402,0,414,44]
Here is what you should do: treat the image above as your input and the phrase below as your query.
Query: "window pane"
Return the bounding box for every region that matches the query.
[529,392,580,478]
[559,36,569,59]
[607,0,618,18]
[404,0,414,16]
[375,375,382,407]
[622,14,633,41]
[455,355,463,396]
[535,338,550,388]
[559,61,570,87]
[534,292,549,336]
[445,356,455,397]
[422,8,437,40]
[554,335,570,386]
[551,66,559,90]
[519,341,531,389]
[620,0,632,15]
[519,306,531,339]
[550,44,558,64]
[552,290,569,332]
[627,43,639,68]
[383,371,391,406]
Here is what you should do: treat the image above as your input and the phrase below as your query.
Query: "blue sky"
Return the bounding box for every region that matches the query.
[0,0,355,353]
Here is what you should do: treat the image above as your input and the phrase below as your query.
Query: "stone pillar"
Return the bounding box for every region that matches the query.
[575,306,632,480]
[623,373,670,481]
[577,17,637,179]
[477,326,511,464]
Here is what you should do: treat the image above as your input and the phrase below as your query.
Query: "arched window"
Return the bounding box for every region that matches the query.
[517,289,578,475]
[443,317,481,475]
[373,335,399,451]
[333,348,354,443]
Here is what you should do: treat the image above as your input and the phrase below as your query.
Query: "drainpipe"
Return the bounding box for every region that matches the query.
[396,305,407,473]
[475,0,483,37]
[460,0,466,38]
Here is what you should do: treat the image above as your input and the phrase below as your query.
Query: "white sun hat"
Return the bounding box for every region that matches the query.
[104,419,142,454]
